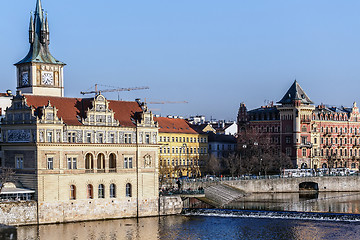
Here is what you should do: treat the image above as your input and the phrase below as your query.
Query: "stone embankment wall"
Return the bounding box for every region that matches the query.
[0,201,37,226]
[179,176,360,193]
[0,196,182,226]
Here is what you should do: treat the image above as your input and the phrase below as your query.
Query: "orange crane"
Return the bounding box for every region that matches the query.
[80,84,149,95]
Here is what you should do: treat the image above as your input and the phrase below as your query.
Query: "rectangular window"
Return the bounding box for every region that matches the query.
[160,147,163,154]
[67,157,72,169]
[87,133,91,143]
[68,132,76,143]
[145,134,150,144]
[128,157,133,168]
[15,156,23,169]
[167,147,170,153]
[124,157,128,168]
[98,133,104,143]
[302,149,306,157]
[172,137,174,142]
[286,137,291,144]
[110,133,115,143]
[47,131,53,143]
[72,158,77,169]
[47,157,54,170]
[124,157,133,169]
[125,134,132,144]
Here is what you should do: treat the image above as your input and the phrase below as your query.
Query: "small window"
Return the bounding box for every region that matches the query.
[86,133,91,143]
[110,184,116,198]
[70,185,76,200]
[15,156,24,169]
[47,131,53,143]
[98,133,104,143]
[98,184,105,198]
[110,133,115,143]
[47,157,54,170]
[126,183,132,197]
[145,134,150,144]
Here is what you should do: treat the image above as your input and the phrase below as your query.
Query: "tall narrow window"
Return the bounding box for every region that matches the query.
[72,158,77,169]
[85,153,94,170]
[128,157,133,168]
[98,133,104,143]
[98,184,104,198]
[47,131,53,143]
[145,134,150,144]
[126,183,132,197]
[110,133,115,143]
[109,153,116,170]
[124,157,128,169]
[86,133,91,143]
[110,184,116,198]
[87,184,93,199]
[67,157,72,169]
[70,185,76,200]
[47,157,54,170]
[15,156,24,169]
[97,153,105,170]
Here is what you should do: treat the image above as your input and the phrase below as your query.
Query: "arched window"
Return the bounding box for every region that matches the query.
[126,183,132,197]
[351,163,356,169]
[87,184,93,199]
[109,153,116,170]
[110,183,116,198]
[97,153,105,171]
[70,185,76,200]
[85,153,94,170]
[98,184,105,198]
[322,163,327,168]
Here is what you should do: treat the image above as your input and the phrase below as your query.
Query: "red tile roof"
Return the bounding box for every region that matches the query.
[155,117,197,134]
[24,95,142,127]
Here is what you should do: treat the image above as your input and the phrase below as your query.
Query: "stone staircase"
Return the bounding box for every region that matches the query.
[205,184,246,207]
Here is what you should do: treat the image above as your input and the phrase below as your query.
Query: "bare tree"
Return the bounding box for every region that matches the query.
[206,155,221,176]
[223,152,240,177]
[0,167,16,193]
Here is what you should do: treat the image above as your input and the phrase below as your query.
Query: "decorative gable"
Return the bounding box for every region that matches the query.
[82,94,119,126]
[2,91,36,125]
[38,100,63,124]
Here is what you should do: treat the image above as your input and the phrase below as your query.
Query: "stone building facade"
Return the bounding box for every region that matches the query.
[0,0,175,224]
[238,80,360,170]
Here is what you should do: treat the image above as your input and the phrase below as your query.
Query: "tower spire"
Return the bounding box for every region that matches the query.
[15,0,64,65]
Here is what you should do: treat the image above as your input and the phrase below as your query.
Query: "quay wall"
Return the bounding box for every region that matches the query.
[0,196,182,226]
[180,176,360,193]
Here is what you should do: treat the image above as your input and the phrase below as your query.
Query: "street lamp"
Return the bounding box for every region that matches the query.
[179,143,187,176]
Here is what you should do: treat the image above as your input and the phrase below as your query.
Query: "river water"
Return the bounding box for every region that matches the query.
[13,192,360,240]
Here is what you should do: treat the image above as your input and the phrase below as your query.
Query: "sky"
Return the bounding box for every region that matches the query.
[1,0,360,121]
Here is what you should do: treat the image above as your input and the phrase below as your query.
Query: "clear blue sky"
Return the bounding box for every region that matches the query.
[1,0,360,120]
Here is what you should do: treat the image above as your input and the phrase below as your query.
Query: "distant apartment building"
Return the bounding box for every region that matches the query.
[208,132,237,158]
[238,80,360,170]
[156,117,208,179]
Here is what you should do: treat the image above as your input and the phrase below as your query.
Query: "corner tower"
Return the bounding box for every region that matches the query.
[277,80,315,168]
[15,0,65,97]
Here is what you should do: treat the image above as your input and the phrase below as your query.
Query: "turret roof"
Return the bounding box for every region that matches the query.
[278,80,313,105]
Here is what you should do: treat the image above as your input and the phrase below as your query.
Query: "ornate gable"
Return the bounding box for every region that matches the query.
[82,94,119,126]
[2,91,36,125]
[38,100,63,124]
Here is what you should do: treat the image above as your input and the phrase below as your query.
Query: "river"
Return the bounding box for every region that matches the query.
[11,192,360,239]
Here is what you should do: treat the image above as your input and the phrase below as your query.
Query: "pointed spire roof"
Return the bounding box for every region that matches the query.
[278,80,313,105]
[15,0,64,65]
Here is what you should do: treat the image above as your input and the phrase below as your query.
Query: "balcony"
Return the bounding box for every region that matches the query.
[300,142,313,148]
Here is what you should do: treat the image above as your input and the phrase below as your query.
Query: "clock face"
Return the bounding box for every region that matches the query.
[42,71,54,85]
[22,72,29,86]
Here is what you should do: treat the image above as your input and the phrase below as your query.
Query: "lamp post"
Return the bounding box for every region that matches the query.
[179,143,187,177]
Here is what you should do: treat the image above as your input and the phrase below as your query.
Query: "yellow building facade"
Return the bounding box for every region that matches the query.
[156,117,208,180]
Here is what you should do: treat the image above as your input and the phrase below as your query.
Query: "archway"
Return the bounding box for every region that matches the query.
[299,182,319,191]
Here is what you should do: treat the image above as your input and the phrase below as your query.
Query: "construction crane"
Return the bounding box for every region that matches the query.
[80,84,149,95]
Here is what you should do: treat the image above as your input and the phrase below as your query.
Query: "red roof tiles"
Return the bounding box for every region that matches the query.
[155,117,197,134]
[24,95,142,127]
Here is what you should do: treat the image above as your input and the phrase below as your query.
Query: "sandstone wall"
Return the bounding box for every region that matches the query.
[0,201,37,226]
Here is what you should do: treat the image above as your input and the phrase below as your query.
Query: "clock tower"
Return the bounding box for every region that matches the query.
[15,0,65,97]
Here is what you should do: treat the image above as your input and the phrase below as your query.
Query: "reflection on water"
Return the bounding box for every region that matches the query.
[17,214,360,240]
[226,192,360,214]
[15,192,360,240]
